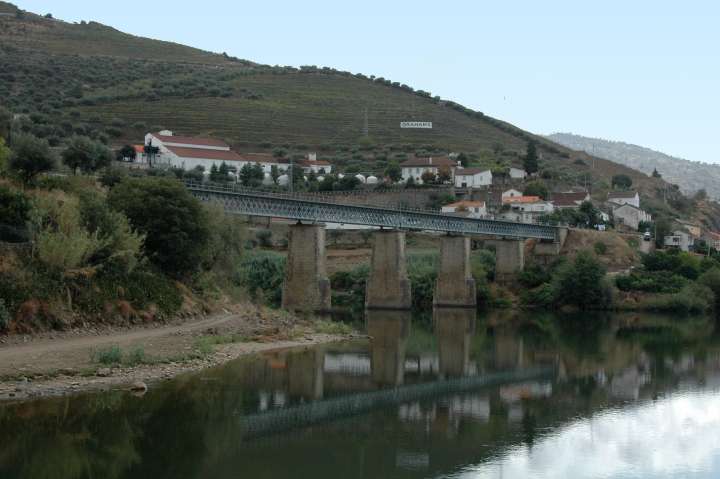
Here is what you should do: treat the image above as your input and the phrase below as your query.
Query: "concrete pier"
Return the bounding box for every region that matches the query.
[434,308,477,378]
[434,235,477,307]
[282,224,331,312]
[367,309,411,386]
[489,239,525,283]
[365,230,412,309]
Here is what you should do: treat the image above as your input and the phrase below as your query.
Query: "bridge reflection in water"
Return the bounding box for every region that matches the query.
[238,308,556,439]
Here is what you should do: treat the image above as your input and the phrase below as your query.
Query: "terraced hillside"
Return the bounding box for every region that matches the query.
[0,1,668,195]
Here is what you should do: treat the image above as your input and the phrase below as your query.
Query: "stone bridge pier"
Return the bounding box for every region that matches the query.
[367,309,411,386]
[365,230,412,309]
[434,235,476,307]
[434,307,477,378]
[488,239,526,283]
[282,223,331,313]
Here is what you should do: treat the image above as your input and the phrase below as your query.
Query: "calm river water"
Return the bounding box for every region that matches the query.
[2,309,720,479]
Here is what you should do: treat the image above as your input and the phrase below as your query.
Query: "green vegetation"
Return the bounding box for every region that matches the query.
[8,133,55,183]
[236,251,285,307]
[61,136,112,173]
[313,320,353,335]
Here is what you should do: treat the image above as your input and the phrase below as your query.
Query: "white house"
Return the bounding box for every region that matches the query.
[441,201,487,219]
[664,230,694,252]
[400,156,459,184]
[297,153,332,174]
[509,167,527,180]
[607,190,640,208]
[500,197,554,224]
[612,204,652,231]
[501,189,524,201]
[454,168,492,188]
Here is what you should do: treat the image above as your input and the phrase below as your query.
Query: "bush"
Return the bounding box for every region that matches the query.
[61,136,112,173]
[518,263,551,288]
[593,241,607,255]
[255,229,272,247]
[0,185,31,228]
[108,178,210,278]
[237,252,285,306]
[9,133,56,183]
[94,345,122,365]
[407,252,437,310]
[554,251,610,310]
[642,284,714,314]
[698,267,720,309]
[615,271,688,294]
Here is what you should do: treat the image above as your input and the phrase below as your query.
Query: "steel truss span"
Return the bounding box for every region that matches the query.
[186,182,559,241]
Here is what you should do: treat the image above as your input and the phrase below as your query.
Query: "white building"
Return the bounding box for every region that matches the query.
[612,204,652,231]
[441,201,487,219]
[509,167,527,180]
[501,189,524,201]
[400,156,459,184]
[297,153,332,174]
[664,230,694,252]
[143,131,290,174]
[454,168,492,188]
[607,190,640,208]
[500,197,554,224]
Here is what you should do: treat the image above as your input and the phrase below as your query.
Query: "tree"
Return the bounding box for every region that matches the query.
[457,152,469,168]
[270,164,280,184]
[523,141,539,175]
[385,161,402,182]
[218,162,231,182]
[319,174,335,191]
[61,136,112,173]
[337,175,361,190]
[694,189,708,202]
[652,168,662,178]
[8,133,55,183]
[437,166,452,184]
[250,163,264,186]
[554,251,609,310]
[579,201,601,227]
[523,181,548,200]
[117,144,136,161]
[421,170,437,184]
[611,174,633,190]
[209,164,220,182]
[405,176,416,188]
[108,178,210,277]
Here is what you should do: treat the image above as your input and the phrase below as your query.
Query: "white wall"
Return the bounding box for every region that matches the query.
[454,171,492,188]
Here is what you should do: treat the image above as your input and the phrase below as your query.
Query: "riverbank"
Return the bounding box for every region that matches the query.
[0,304,360,402]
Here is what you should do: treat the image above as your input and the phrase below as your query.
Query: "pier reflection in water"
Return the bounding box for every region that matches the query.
[1,310,720,479]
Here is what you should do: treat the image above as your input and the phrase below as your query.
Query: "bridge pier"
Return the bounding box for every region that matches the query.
[489,239,525,283]
[434,235,476,307]
[287,348,324,400]
[365,230,412,310]
[434,308,476,378]
[282,223,331,313]
[367,309,411,386]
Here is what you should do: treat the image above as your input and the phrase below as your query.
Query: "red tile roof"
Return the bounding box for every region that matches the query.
[444,200,486,209]
[400,156,458,168]
[235,153,285,164]
[133,145,145,153]
[152,132,229,148]
[552,191,589,206]
[503,195,541,204]
[166,146,244,162]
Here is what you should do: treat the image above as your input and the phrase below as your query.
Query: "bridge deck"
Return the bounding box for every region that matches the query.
[186,182,559,241]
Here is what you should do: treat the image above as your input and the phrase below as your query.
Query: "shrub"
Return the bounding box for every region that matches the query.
[615,271,688,293]
[554,251,610,310]
[108,178,210,278]
[642,284,714,314]
[408,252,437,310]
[61,136,112,173]
[255,229,272,247]
[9,133,56,183]
[698,267,720,309]
[0,185,31,227]
[99,166,128,188]
[518,263,551,288]
[237,252,285,306]
[593,241,607,255]
[94,345,122,365]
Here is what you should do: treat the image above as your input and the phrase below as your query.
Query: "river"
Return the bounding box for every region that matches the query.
[1,309,719,479]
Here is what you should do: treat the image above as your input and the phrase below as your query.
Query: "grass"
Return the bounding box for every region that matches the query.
[193,334,250,356]
[92,344,153,366]
[312,320,353,335]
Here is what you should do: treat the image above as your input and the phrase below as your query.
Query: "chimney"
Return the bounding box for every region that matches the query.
[308,152,317,162]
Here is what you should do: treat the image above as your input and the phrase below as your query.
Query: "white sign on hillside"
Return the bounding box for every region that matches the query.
[400,121,433,129]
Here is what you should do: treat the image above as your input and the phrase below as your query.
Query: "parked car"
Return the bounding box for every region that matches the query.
[643,232,652,241]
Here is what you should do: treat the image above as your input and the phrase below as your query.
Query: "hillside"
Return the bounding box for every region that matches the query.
[0,2,666,195]
[548,132,720,199]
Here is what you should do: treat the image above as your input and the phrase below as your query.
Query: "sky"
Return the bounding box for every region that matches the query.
[13,0,720,164]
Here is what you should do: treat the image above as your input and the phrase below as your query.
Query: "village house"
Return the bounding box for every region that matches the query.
[551,191,591,210]
[501,189,524,201]
[664,230,695,252]
[400,156,459,184]
[500,196,554,224]
[612,203,652,231]
[508,167,527,180]
[441,200,487,219]
[454,168,492,188]
[702,231,720,251]
[296,153,332,174]
[143,131,292,174]
[607,190,640,208]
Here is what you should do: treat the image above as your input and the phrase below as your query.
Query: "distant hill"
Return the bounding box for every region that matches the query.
[547,133,720,199]
[0,1,666,195]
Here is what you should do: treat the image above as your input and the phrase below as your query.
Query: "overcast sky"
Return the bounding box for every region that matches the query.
[14,0,720,164]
